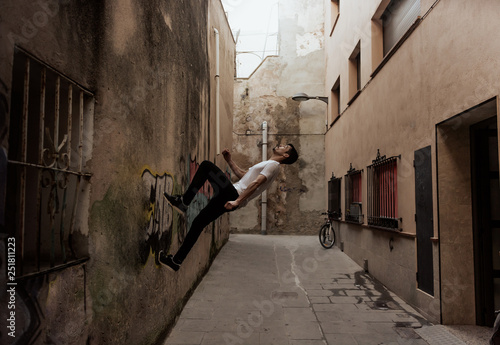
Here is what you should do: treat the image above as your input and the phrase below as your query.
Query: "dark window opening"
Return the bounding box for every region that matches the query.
[328,173,342,220]
[6,48,93,278]
[345,165,363,224]
[330,0,340,35]
[331,77,341,124]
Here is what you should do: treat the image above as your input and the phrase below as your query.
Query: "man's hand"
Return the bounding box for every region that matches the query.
[222,148,247,179]
[224,200,240,211]
[222,148,231,163]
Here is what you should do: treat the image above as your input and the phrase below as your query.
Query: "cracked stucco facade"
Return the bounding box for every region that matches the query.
[229,0,326,235]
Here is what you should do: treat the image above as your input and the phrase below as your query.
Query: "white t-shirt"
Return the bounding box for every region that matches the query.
[233,160,280,207]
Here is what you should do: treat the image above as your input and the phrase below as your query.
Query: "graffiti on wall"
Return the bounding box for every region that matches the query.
[141,168,186,264]
[140,158,231,263]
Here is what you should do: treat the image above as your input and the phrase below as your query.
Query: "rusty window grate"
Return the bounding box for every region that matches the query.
[328,173,341,220]
[367,150,401,230]
[6,48,93,278]
[345,164,363,224]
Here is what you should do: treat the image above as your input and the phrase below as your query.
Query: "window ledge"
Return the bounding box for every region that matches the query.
[345,220,363,225]
[364,224,415,238]
[330,13,340,37]
[335,220,415,238]
[347,89,361,106]
[327,108,349,132]
[370,17,422,79]
[343,214,364,225]
[330,114,341,127]
[16,257,89,282]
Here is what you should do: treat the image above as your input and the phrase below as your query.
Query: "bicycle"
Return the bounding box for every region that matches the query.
[319,211,336,249]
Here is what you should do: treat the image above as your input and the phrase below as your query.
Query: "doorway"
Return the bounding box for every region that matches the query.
[415,146,434,295]
[437,98,498,325]
[471,116,500,327]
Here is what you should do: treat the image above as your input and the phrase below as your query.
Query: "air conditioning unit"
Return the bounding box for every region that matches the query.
[349,202,362,223]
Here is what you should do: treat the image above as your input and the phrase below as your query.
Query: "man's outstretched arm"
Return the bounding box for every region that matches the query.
[224,174,267,210]
[222,148,247,179]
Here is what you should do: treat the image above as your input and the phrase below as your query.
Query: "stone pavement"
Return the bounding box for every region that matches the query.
[163,235,469,345]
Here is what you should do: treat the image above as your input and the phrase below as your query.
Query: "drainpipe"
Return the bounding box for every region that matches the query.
[214,27,220,157]
[261,121,268,235]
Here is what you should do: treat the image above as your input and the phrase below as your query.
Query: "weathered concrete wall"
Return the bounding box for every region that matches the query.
[324,0,500,324]
[229,0,326,235]
[0,0,234,344]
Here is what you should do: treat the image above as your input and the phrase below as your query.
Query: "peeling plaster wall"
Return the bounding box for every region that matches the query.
[0,0,234,344]
[229,0,325,235]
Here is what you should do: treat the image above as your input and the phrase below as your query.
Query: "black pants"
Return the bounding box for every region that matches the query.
[173,161,238,263]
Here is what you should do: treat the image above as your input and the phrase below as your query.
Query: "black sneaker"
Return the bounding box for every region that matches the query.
[163,193,188,214]
[159,251,181,272]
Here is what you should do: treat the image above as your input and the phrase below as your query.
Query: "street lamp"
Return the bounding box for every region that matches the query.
[292,92,329,132]
[292,92,328,104]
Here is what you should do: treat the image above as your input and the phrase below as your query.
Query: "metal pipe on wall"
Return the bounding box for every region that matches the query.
[214,28,221,157]
[261,121,268,235]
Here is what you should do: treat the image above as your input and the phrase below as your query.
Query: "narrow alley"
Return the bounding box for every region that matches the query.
[2,1,500,344]
[164,235,488,345]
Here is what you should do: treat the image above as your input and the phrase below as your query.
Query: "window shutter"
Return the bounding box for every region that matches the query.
[382,0,420,55]
[328,177,341,218]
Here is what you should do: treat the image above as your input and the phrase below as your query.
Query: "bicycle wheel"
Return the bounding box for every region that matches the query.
[319,223,335,249]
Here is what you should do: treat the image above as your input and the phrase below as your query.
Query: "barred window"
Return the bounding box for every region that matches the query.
[328,173,341,220]
[367,150,400,230]
[345,165,363,223]
[6,48,93,278]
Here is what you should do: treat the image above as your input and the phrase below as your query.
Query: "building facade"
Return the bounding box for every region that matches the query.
[324,0,500,326]
[229,0,326,235]
[0,0,234,343]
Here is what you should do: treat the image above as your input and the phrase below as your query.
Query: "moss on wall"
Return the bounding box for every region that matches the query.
[1,0,234,343]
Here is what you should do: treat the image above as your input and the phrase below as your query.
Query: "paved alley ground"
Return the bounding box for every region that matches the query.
[163,235,486,345]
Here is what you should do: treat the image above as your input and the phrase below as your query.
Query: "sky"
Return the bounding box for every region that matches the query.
[221,0,279,78]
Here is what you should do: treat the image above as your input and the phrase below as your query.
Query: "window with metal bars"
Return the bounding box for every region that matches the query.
[6,48,93,278]
[328,173,341,220]
[345,165,363,224]
[367,150,400,230]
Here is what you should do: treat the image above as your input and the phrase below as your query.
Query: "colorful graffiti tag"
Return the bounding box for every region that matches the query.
[140,158,231,264]
[141,168,186,264]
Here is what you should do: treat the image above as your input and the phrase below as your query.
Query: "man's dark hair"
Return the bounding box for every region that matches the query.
[282,144,298,165]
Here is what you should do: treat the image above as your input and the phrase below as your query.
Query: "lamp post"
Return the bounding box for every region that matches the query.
[292,92,328,104]
[292,92,329,131]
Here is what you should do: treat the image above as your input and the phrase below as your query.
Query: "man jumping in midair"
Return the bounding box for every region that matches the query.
[159,144,299,271]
